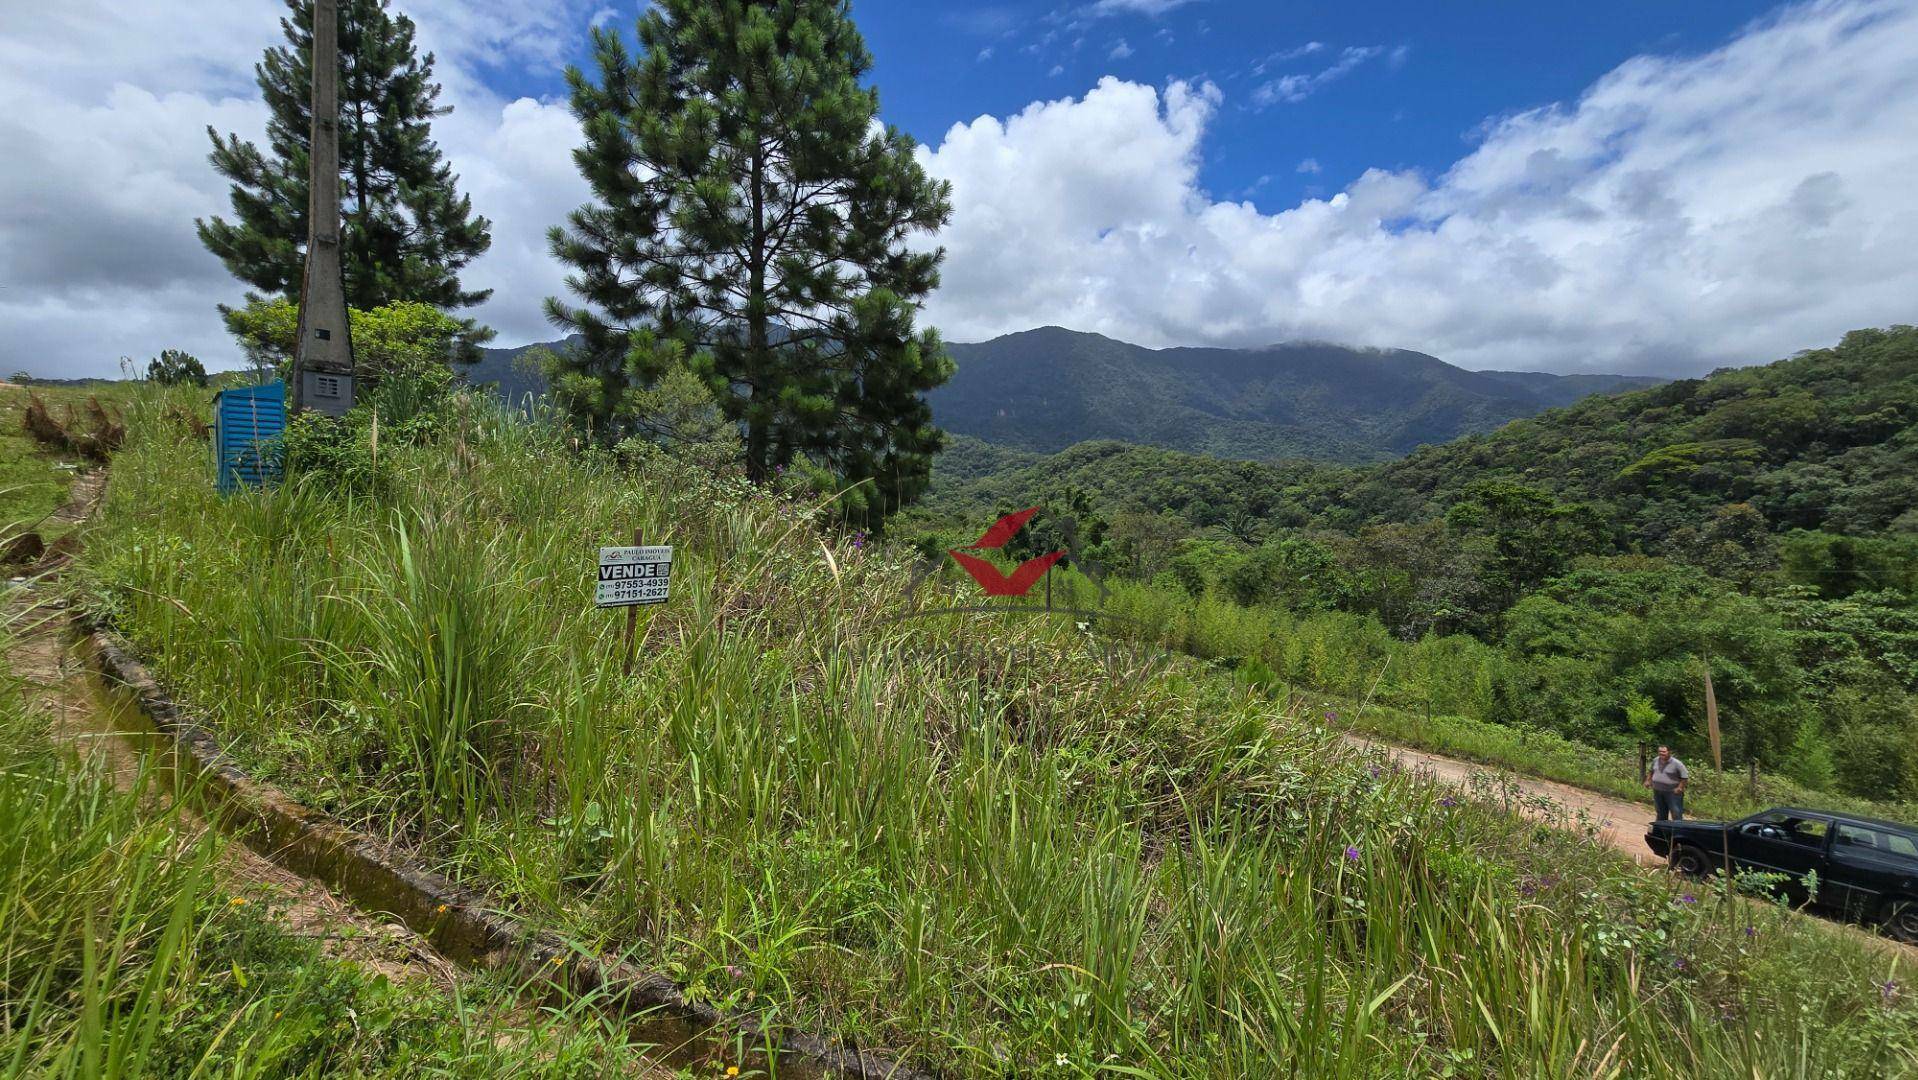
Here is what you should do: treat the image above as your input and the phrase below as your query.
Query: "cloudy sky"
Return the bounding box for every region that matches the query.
[3,0,1916,378]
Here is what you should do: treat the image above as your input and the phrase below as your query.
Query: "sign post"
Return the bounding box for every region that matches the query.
[597,533,673,675]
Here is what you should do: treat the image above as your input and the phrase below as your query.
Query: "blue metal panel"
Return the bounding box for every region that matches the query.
[211,381,287,494]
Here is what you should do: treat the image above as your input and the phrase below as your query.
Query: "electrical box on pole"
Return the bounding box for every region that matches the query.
[291,0,356,416]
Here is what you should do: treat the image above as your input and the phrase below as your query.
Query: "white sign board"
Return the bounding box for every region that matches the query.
[597,545,673,608]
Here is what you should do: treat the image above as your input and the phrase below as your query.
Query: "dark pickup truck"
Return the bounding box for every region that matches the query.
[1647,807,1918,941]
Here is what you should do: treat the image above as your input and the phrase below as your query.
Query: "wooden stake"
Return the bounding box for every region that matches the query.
[622,527,641,677]
[1702,660,1723,771]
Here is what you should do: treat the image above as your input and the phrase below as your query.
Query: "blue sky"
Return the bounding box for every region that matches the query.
[479,2,1766,222]
[5,0,1918,378]
[863,2,1766,216]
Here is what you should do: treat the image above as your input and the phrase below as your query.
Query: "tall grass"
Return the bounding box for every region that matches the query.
[81,386,1918,1076]
[0,597,667,1076]
[1098,576,1918,826]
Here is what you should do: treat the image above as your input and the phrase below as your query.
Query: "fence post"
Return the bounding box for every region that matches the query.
[1638,743,1648,786]
[1748,758,1758,798]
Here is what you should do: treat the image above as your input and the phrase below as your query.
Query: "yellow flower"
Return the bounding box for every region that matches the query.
[726,1068,740,1078]
[552,955,566,966]
[229,897,247,907]
[435,904,448,914]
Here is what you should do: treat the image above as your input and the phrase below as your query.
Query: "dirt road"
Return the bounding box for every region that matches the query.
[1344,732,1918,961]
[1345,733,1667,866]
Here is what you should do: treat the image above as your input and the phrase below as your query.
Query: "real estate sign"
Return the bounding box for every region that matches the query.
[596,545,673,608]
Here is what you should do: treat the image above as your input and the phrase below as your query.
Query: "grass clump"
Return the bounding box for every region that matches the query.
[80,386,1918,1076]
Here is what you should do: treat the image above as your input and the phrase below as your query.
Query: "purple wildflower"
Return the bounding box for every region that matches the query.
[1324,710,1339,722]
[1367,763,1383,780]
[1438,796,1458,808]
[1885,981,1901,1005]
[1744,927,1757,938]
[1343,845,1362,864]
[1673,957,1687,971]
[852,530,867,550]
[1677,894,1697,905]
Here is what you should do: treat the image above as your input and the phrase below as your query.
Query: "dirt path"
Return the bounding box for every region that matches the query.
[1344,733,1666,866]
[1344,732,1918,962]
[6,470,690,1075]
[5,471,457,990]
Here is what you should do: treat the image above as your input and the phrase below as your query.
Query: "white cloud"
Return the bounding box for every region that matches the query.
[1297,157,1322,174]
[1251,45,1385,107]
[917,0,1918,374]
[1083,0,1199,17]
[978,46,995,62]
[1108,39,1134,61]
[1049,64,1066,77]
[7,0,1918,382]
[0,0,596,377]
[1251,41,1324,76]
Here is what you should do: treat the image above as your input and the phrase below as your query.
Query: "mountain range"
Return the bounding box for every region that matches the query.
[469,326,1662,463]
[932,327,1663,462]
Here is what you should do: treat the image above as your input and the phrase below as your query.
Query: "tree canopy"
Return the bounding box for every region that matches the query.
[198,0,492,333]
[543,0,953,526]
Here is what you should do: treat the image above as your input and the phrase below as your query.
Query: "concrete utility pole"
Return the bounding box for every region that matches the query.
[291,0,356,415]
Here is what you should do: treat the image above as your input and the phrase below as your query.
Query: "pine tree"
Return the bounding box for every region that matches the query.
[545,0,954,525]
[197,0,492,324]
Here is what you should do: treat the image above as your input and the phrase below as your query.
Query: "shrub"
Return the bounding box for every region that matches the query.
[147,348,208,387]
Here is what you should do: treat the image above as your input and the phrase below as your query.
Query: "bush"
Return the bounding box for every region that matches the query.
[280,411,387,497]
[147,349,208,387]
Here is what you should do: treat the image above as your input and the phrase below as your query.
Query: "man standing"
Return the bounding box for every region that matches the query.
[1646,745,1689,821]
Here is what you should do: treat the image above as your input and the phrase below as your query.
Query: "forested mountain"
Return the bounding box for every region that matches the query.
[932,326,1662,462]
[906,326,1918,802]
[1332,325,1918,538]
[462,335,579,407]
[473,327,1660,464]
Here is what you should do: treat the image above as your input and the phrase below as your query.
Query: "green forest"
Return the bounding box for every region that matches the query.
[906,326,1918,803]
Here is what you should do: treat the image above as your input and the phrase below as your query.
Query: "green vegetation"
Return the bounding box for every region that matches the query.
[0,607,664,1076]
[77,383,1918,1076]
[199,0,493,342]
[1,383,139,549]
[928,327,1663,463]
[917,327,1918,805]
[544,0,954,526]
[146,350,208,388]
[224,297,483,376]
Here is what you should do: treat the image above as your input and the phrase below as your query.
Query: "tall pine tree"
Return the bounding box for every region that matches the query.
[545,0,954,525]
[198,0,492,323]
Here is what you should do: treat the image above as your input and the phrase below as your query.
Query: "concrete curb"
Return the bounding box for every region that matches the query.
[83,621,937,1080]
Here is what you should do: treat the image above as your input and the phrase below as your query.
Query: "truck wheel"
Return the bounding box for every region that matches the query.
[1885,900,1918,944]
[1669,845,1711,879]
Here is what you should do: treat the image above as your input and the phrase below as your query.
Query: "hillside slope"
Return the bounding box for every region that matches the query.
[79,385,1917,1076]
[1334,325,1918,536]
[933,326,1918,544]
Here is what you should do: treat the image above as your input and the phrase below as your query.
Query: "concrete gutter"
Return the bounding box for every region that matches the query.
[83,621,937,1080]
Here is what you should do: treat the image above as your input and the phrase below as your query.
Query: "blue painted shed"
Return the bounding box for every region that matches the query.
[211,380,286,493]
